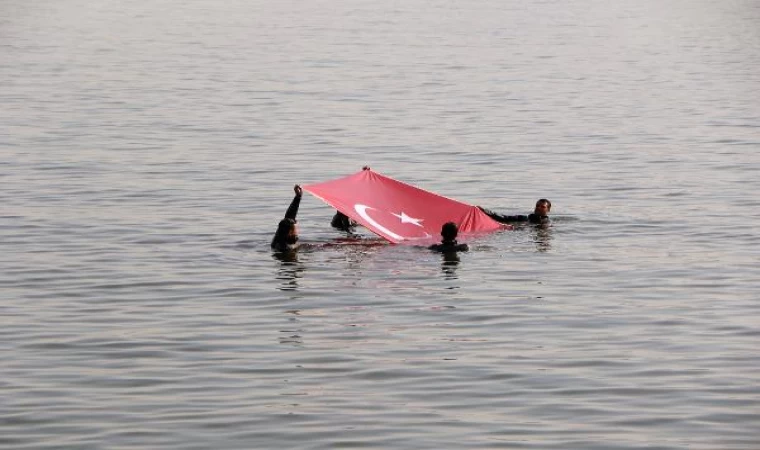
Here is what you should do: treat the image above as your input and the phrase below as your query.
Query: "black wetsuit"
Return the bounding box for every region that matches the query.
[331,211,357,233]
[284,192,301,222]
[479,207,549,225]
[271,192,301,251]
[429,240,469,252]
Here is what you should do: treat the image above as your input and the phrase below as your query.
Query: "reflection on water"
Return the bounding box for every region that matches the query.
[531,225,553,252]
[440,251,461,281]
[272,250,303,291]
[273,241,388,291]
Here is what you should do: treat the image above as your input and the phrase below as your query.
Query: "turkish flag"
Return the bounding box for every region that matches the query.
[303,169,508,244]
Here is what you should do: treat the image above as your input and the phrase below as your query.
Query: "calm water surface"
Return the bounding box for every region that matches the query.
[2,0,759,449]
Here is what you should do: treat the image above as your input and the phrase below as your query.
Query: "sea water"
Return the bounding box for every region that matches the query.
[2,0,759,448]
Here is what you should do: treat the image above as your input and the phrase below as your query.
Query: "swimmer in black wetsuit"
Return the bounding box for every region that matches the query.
[271,185,302,252]
[429,222,469,253]
[330,211,358,233]
[478,198,551,225]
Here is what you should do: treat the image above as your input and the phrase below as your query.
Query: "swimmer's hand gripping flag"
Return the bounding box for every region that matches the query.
[303,169,507,244]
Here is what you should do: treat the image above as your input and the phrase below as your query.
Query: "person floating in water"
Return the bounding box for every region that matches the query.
[271,185,302,252]
[478,198,551,225]
[331,211,358,233]
[429,222,469,253]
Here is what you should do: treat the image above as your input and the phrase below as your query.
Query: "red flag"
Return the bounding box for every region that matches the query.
[303,169,509,244]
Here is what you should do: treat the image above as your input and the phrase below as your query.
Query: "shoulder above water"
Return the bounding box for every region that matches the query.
[429,242,469,253]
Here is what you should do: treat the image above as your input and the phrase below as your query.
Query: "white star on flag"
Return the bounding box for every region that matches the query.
[391,211,424,227]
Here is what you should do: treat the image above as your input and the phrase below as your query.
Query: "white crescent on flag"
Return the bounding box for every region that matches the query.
[354,204,432,241]
[303,169,509,244]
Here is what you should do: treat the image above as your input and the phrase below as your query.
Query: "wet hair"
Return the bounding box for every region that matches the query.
[271,218,296,249]
[331,211,354,231]
[440,222,458,242]
[536,199,551,209]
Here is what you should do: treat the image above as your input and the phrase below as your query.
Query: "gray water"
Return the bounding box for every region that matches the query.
[2,0,760,448]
